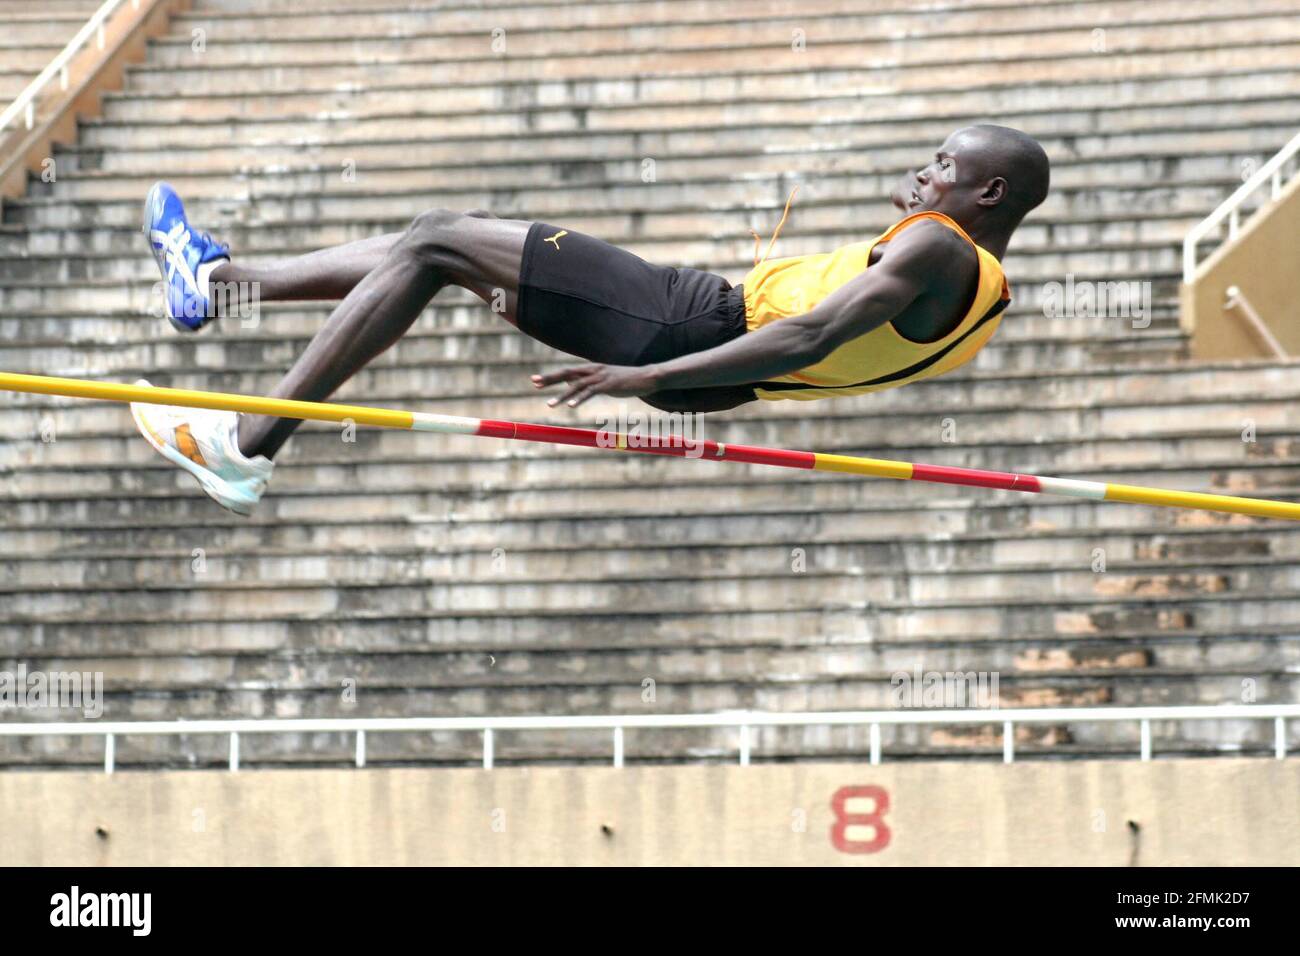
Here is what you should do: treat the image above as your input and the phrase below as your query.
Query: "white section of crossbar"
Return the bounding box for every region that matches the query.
[2,704,1297,774]
[1183,128,1300,283]
[0,0,138,135]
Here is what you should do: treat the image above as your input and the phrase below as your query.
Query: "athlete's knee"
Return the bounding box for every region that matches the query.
[463,208,496,220]
[397,207,463,263]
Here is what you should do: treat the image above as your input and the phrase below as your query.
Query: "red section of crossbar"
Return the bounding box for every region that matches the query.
[909,463,1043,492]
[474,419,818,469]
[716,443,817,468]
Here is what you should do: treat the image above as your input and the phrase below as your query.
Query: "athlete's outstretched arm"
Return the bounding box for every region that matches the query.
[533,221,951,408]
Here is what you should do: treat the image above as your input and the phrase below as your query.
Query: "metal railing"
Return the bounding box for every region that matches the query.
[0,0,139,136]
[1,704,1297,773]
[1223,284,1287,358]
[1183,128,1300,283]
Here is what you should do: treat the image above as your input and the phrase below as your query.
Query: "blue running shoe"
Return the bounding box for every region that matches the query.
[143,181,230,332]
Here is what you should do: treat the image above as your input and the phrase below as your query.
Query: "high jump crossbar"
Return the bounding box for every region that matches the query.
[2,370,1299,522]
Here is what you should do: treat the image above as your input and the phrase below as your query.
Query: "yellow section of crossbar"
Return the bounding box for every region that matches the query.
[0,372,416,430]
[1103,482,1300,521]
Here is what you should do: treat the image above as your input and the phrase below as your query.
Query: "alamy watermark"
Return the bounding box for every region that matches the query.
[150,279,262,328]
[0,664,103,718]
[50,886,150,936]
[595,405,705,458]
[1041,274,1151,329]
[891,667,1000,709]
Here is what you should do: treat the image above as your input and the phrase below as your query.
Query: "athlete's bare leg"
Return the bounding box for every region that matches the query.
[212,233,402,301]
[234,208,531,460]
[210,210,504,302]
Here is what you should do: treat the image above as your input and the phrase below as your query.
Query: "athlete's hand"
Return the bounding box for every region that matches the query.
[531,364,660,408]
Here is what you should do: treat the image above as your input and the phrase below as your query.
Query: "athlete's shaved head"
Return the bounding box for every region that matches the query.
[957,124,1051,217]
[891,125,1050,254]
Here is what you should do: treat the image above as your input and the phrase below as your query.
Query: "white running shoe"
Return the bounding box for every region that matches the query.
[129,379,274,516]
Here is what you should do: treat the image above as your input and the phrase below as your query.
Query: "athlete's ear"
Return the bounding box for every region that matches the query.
[977,176,1008,207]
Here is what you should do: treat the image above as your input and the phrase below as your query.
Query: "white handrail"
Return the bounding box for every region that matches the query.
[1183,128,1300,283]
[1224,284,1287,359]
[1,704,1295,772]
[0,0,139,136]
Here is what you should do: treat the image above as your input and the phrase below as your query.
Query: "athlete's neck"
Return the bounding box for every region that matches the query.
[903,209,1014,260]
[954,214,1017,260]
[963,224,1011,260]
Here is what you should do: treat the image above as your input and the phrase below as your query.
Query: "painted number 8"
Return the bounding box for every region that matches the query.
[830,785,891,854]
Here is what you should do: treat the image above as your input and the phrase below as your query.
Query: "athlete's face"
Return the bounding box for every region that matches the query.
[895,128,1010,226]
[904,132,970,215]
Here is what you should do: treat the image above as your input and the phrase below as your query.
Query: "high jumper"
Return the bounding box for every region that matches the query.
[130,125,1050,514]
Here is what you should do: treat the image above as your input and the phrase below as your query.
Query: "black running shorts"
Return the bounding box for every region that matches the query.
[516,221,757,408]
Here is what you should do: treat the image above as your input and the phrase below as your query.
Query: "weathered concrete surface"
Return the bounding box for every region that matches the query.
[2,759,1296,865]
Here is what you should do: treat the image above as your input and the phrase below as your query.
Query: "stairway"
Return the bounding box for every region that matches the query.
[0,0,109,104]
[1,0,1298,768]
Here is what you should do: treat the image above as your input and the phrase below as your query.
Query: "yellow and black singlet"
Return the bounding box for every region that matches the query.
[742,208,1011,402]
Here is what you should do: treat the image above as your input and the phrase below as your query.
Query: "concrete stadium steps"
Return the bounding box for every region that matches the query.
[0,649,1289,712]
[0,0,103,10]
[83,48,1300,118]
[8,618,1300,675]
[0,272,1194,336]
[0,662,1291,719]
[0,191,1256,259]
[162,0,1296,42]
[0,257,1192,311]
[0,222,1213,283]
[20,143,1291,205]
[68,85,1300,163]
[3,544,1299,608]
[106,47,1300,105]
[10,557,1300,624]
[3,412,1294,499]
[1,357,1292,440]
[5,586,1300,648]
[109,16,1300,92]
[129,9,1300,75]
[1,652,1293,765]
[6,455,1297,535]
[0,309,1191,372]
[43,121,1300,195]
[10,158,1272,245]
[0,48,69,75]
[71,74,1300,149]
[0,192,1208,280]
[5,649,1277,704]
[0,297,1186,347]
[7,522,1300,588]
[1,598,1295,658]
[0,331,1192,381]
[190,0,1207,13]
[2,427,1293,512]
[1,0,1298,767]
[0,1,107,99]
[1,484,1296,554]
[0,265,1189,315]
[0,301,1195,378]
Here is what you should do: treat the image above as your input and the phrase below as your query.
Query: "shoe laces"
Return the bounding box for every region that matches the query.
[169,221,228,258]
[200,232,230,256]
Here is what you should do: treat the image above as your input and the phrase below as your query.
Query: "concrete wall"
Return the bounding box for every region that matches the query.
[2,759,1297,865]
[1182,171,1300,359]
